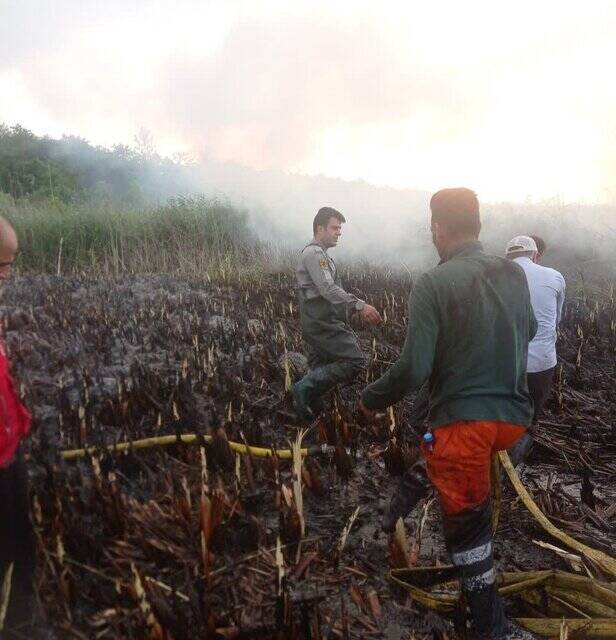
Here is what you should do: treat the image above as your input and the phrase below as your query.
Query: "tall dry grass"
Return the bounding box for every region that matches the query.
[0,193,288,280]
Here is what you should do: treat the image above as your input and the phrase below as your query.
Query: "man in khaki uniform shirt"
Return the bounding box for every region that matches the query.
[290,207,381,421]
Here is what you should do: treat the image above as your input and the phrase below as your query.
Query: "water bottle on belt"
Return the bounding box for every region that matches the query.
[423,430,434,453]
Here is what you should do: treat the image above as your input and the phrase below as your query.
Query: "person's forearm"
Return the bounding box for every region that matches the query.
[529,308,538,341]
[316,281,364,311]
[361,275,436,411]
[362,355,414,409]
[556,289,565,325]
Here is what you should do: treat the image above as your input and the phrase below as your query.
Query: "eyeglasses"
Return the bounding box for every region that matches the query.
[0,251,19,269]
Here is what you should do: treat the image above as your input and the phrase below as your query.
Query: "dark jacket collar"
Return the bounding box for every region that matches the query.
[443,240,483,263]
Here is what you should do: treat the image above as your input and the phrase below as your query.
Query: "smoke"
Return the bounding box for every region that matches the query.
[2,1,616,203]
[188,158,434,266]
[1,1,615,278]
[179,157,616,280]
[155,10,483,171]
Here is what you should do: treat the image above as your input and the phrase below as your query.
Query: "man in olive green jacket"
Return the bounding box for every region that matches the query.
[290,207,382,420]
[360,188,537,640]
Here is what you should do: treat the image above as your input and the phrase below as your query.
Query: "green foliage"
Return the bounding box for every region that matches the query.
[0,124,192,204]
[0,124,81,201]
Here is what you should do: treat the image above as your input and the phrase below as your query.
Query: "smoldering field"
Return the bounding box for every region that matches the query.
[3,227,616,638]
[2,131,616,637]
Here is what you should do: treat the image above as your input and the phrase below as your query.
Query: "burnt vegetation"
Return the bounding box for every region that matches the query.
[2,267,614,639]
[2,124,616,637]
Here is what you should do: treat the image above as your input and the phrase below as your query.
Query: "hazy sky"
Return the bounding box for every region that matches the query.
[2,1,616,203]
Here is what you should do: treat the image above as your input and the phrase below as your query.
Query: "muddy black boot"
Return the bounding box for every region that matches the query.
[508,431,532,468]
[501,622,540,639]
[289,379,316,422]
[382,463,429,533]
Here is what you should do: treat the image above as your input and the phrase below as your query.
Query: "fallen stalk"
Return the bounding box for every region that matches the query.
[499,451,616,578]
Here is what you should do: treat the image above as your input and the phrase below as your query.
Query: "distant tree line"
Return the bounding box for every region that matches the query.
[0,124,194,204]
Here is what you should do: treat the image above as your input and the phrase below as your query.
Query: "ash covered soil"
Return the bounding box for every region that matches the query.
[3,273,616,639]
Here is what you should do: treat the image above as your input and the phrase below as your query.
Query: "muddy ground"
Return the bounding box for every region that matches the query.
[2,272,615,639]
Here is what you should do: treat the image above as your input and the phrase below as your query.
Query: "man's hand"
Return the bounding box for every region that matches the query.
[358,399,375,419]
[360,304,382,325]
[358,399,386,421]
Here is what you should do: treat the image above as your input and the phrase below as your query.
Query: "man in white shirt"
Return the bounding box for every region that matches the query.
[506,235,566,465]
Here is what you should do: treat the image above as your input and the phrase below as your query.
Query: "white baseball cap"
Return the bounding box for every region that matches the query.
[505,235,538,255]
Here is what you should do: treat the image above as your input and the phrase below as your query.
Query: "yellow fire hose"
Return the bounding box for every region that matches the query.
[59,433,329,461]
[389,451,616,638]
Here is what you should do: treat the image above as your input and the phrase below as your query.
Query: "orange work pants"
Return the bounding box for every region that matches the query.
[423,420,525,515]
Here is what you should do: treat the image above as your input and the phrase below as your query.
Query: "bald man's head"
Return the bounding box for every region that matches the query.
[0,217,18,282]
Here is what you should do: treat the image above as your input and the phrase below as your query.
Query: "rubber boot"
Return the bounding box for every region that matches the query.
[382,462,429,533]
[444,503,508,640]
[291,361,360,422]
[289,379,315,422]
[508,431,532,468]
[501,622,541,639]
